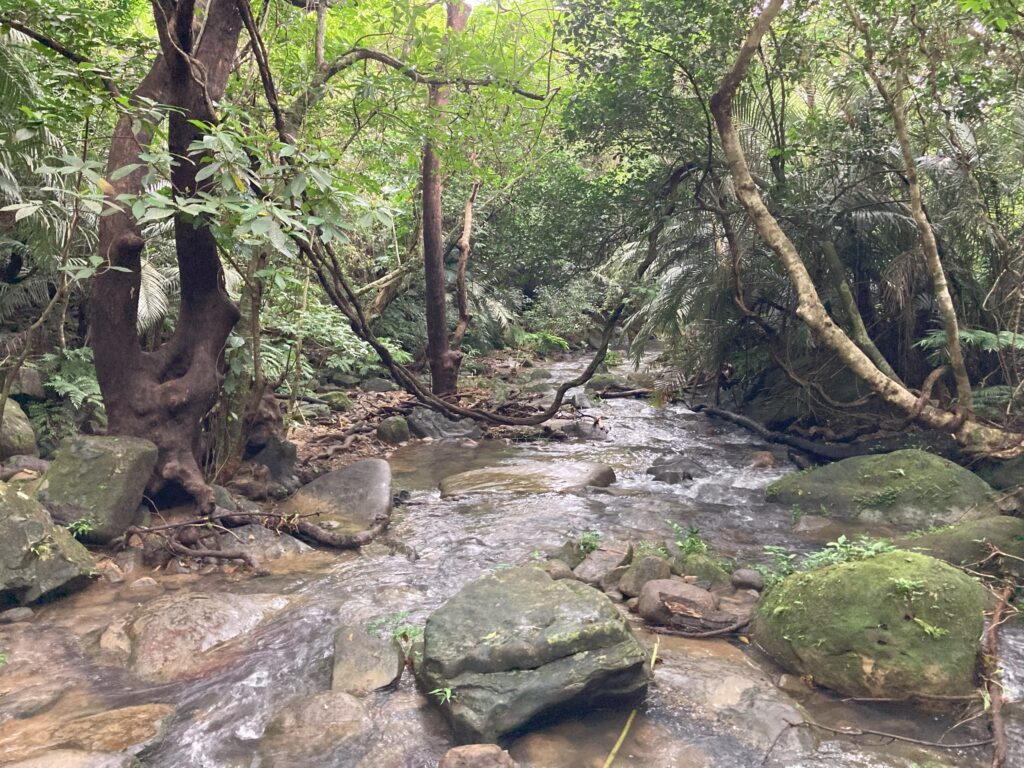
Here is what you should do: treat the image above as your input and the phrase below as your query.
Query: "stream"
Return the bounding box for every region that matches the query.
[1,358,1021,767]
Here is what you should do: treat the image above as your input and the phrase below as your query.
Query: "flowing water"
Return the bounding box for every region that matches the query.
[1,359,1020,767]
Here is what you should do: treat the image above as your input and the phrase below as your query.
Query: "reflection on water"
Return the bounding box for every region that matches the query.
[0,358,1018,767]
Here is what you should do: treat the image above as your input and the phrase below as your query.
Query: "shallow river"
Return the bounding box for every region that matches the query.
[1,360,1021,767]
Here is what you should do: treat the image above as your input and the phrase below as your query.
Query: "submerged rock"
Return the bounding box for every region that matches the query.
[0,482,95,604]
[439,744,517,768]
[0,399,38,461]
[35,435,157,544]
[440,461,615,497]
[645,456,709,485]
[408,407,483,439]
[260,691,371,765]
[765,449,999,530]
[753,550,986,700]
[416,566,650,742]
[127,592,286,681]
[332,623,404,695]
[277,458,392,534]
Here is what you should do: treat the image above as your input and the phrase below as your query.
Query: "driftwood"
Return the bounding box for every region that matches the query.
[645,592,751,638]
[694,404,872,462]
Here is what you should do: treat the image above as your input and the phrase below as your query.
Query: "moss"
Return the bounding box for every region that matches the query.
[671,552,731,587]
[753,550,986,700]
[896,517,1024,578]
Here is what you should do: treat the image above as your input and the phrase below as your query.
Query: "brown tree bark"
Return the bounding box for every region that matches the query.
[92,0,242,513]
[421,1,471,395]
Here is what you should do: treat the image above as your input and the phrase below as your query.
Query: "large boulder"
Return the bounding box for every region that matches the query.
[765,449,999,530]
[898,517,1024,577]
[407,407,483,440]
[0,482,95,604]
[440,461,615,498]
[416,567,650,742]
[753,550,986,699]
[127,592,287,681]
[35,436,157,543]
[0,399,38,461]
[277,459,392,534]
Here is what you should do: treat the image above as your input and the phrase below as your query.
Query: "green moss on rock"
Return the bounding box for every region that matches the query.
[753,550,985,700]
[765,449,999,530]
[898,517,1024,578]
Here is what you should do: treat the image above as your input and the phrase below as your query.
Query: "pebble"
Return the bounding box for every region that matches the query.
[0,607,34,623]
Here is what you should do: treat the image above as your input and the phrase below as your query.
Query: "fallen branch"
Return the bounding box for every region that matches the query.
[596,388,652,399]
[984,585,1014,768]
[645,618,749,639]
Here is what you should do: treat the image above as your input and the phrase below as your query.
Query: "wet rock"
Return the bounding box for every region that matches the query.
[542,559,574,580]
[278,458,392,534]
[127,592,286,681]
[438,744,517,768]
[95,559,125,584]
[765,449,999,530]
[754,550,986,699]
[0,483,95,604]
[35,435,158,544]
[377,415,411,444]
[569,391,593,409]
[2,750,135,768]
[0,606,33,623]
[572,541,631,585]
[441,460,615,498]
[321,390,354,410]
[416,566,650,742]
[669,552,731,588]
[362,376,398,392]
[638,579,717,625]
[331,624,404,695]
[748,451,776,469]
[897,516,1024,577]
[407,406,483,439]
[260,691,370,763]
[546,418,608,440]
[0,703,173,763]
[216,524,311,562]
[127,576,163,596]
[0,399,38,461]
[618,555,672,598]
[645,456,709,484]
[584,373,630,392]
[731,568,765,591]
[544,540,586,569]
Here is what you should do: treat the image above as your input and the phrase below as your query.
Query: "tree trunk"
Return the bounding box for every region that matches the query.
[92,0,242,513]
[710,0,1022,457]
[421,1,471,395]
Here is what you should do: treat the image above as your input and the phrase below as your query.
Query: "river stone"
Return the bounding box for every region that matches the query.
[731,568,765,591]
[583,373,630,392]
[764,449,999,530]
[332,623,404,695]
[572,541,631,586]
[897,516,1024,577]
[440,461,615,498]
[753,550,986,700]
[217,524,311,562]
[645,457,709,485]
[417,566,651,742]
[2,750,135,768]
[407,406,483,439]
[438,744,517,768]
[618,555,672,598]
[127,592,286,681]
[0,483,95,604]
[638,579,717,625]
[377,415,411,444]
[670,552,731,588]
[277,458,392,534]
[35,435,158,544]
[0,399,38,461]
[260,691,370,762]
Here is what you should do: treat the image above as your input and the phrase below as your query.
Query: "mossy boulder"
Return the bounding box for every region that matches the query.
[765,449,999,530]
[0,400,38,461]
[376,415,410,444]
[320,391,353,411]
[753,550,986,700]
[34,436,158,544]
[416,566,650,742]
[973,456,1023,491]
[670,552,732,587]
[898,517,1024,578]
[0,482,95,605]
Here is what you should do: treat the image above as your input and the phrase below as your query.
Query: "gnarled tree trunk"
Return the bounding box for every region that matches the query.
[92,0,242,513]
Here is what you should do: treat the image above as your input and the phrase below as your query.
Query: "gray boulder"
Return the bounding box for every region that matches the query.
[362,376,398,392]
[407,406,483,439]
[572,541,631,586]
[765,449,999,530]
[217,524,310,562]
[332,623,404,695]
[277,459,392,534]
[619,555,672,598]
[0,482,95,604]
[6,367,45,401]
[35,436,157,543]
[0,399,38,461]
[416,566,650,742]
[645,456,709,484]
[638,580,716,626]
[440,461,614,498]
[377,415,411,444]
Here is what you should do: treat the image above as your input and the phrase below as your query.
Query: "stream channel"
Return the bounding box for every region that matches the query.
[1,358,1021,767]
